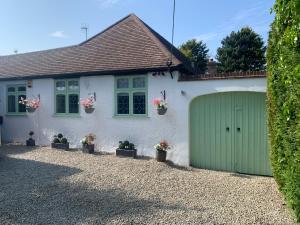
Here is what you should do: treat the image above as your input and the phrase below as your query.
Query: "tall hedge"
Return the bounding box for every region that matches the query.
[267,0,300,221]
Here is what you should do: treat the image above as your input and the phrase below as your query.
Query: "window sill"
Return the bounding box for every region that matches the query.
[53,114,81,118]
[113,114,149,119]
[5,113,27,117]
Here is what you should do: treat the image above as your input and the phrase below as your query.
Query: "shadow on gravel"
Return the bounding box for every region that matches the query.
[0,150,194,225]
[230,173,253,179]
[0,145,40,155]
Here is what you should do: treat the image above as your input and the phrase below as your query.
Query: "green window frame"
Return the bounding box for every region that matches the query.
[6,84,27,115]
[54,79,80,116]
[115,75,148,117]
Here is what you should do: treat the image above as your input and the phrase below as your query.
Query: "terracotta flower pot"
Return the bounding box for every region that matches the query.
[26,107,36,113]
[156,149,167,162]
[157,107,167,115]
[85,107,95,113]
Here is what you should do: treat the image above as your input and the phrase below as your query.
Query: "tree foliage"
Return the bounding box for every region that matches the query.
[179,39,209,74]
[216,27,266,72]
[267,0,300,221]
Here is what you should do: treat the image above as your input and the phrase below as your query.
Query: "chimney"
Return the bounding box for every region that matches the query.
[207,58,217,74]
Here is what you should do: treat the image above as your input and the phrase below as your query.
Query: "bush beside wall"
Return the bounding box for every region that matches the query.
[267,0,300,221]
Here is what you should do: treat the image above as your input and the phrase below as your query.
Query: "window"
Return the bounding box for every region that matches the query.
[6,85,27,114]
[55,79,79,115]
[115,76,147,116]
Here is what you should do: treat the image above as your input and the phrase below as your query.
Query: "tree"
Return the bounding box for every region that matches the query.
[179,39,209,74]
[216,27,266,72]
[267,0,300,222]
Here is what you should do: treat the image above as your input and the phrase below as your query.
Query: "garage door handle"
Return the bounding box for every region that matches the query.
[226,127,230,131]
[237,127,241,132]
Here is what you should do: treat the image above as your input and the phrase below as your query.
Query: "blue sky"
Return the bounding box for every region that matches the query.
[0,0,274,57]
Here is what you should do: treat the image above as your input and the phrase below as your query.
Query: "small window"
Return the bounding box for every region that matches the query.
[68,80,79,91]
[56,95,66,113]
[117,78,129,89]
[133,92,146,114]
[115,76,147,116]
[6,85,26,114]
[7,87,15,92]
[133,77,145,88]
[117,93,129,114]
[55,79,79,115]
[68,94,79,113]
[7,95,16,113]
[18,86,26,92]
[56,81,66,91]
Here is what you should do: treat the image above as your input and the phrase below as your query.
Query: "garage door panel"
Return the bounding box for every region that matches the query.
[190,92,272,176]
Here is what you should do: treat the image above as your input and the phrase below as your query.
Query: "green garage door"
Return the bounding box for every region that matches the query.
[190,92,272,176]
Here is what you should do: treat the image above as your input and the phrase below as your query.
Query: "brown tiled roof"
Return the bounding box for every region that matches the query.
[178,71,266,81]
[0,14,192,80]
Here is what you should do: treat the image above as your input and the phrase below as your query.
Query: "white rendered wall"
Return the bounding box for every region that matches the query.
[0,72,266,166]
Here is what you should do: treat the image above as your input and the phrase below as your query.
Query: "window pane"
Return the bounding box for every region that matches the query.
[56,81,66,91]
[7,95,16,113]
[69,94,79,113]
[117,93,129,114]
[8,87,15,92]
[133,92,146,114]
[133,77,145,88]
[18,95,26,113]
[68,80,79,91]
[18,86,26,92]
[56,95,66,113]
[117,78,129,89]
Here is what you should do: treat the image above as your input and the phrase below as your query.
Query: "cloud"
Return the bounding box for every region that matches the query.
[195,32,220,42]
[50,31,68,38]
[97,0,121,8]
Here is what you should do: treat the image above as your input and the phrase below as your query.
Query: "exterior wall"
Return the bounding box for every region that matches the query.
[0,72,266,166]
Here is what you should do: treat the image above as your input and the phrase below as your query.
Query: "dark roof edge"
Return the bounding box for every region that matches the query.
[0,65,183,81]
[178,71,267,81]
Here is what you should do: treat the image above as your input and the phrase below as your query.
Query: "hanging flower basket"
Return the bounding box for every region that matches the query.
[80,95,95,114]
[26,106,36,113]
[153,98,168,115]
[19,97,40,113]
[84,107,95,114]
[157,107,167,115]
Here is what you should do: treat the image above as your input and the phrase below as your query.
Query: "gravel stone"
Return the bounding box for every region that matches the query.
[0,146,296,225]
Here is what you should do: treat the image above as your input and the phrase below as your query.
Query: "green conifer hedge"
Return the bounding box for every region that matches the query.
[267,0,300,221]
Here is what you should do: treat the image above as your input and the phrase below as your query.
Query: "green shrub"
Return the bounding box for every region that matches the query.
[61,138,68,144]
[53,138,60,143]
[267,0,300,221]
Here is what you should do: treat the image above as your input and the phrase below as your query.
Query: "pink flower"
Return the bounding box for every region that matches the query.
[80,96,95,108]
[153,98,161,106]
[19,97,40,109]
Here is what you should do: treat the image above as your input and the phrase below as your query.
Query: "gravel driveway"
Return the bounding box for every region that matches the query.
[0,146,296,225]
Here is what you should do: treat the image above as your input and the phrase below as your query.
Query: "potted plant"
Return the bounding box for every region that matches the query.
[51,133,69,150]
[116,140,137,158]
[19,97,40,113]
[80,133,96,154]
[154,140,170,162]
[153,98,167,115]
[26,131,35,146]
[80,95,95,113]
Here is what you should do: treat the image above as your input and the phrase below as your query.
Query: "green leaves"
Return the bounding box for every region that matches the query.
[179,39,209,74]
[267,0,300,221]
[216,27,266,72]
